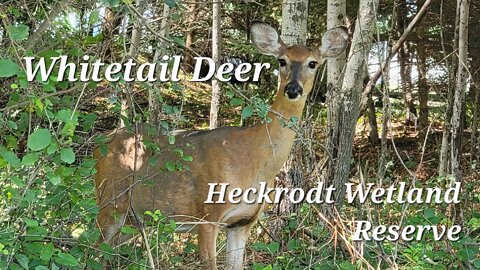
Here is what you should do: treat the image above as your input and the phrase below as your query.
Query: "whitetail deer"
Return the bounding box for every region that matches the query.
[93,22,347,269]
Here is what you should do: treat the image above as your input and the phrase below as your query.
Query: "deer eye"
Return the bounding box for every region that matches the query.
[278,59,287,67]
[308,61,318,69]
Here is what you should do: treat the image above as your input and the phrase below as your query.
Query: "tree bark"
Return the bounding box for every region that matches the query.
[183,3,199,73]
[150,4,174,126]
[417,0,429,136]
[399,43,416,126]
[397,0,417,126]
[120,0,145,128]
[450,0,469,182]
[323,0,347,186]
[280,0,309,45]
[277,0,309,214]
[210,0,222,129]
[331,0,378,206]
[440,0,461,176]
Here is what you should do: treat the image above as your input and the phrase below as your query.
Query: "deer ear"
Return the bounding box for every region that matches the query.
[320,27,349,58]
[250,22,286,57]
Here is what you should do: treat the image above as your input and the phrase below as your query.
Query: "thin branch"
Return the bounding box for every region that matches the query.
[360,0,434,113]
[25,0,75,51]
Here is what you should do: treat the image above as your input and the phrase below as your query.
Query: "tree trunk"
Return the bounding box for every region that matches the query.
[331,0,379,206]
[150,4,173,126]
[120,0,145,128]
[439,0,461,176]
[399,43,417,126]
[323,0,347,186]
[210,0,222,129]
[450,0,469,182]
[183,3,199,73]
[471,82,480,163]
[281,0,309,45]
[367,93,379,145]
[417,0,429,136]
[275,0,309,215]
[397,0,416,126]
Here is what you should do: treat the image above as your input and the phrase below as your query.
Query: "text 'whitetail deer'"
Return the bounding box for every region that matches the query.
[93,22,348,270]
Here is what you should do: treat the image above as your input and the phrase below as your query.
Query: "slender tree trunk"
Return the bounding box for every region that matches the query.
[417,0,429,136]
[367,93,380,144]
[281,0,309,45]
[120,0,145,128]
[471,82,480,163]
[439,0,461,176]
[399,43,417,126]
[397,0,416,126]
[276,0,309,215]
[184,3,199,73]
[323,0,347,186]
[331,0,379,206]
[150,4,173,126]
[210,0,222,129]
[451,0,469,182]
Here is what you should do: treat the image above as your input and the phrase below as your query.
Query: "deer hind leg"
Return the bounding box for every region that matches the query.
[225,223,253,270]
[97,205,129,246]
[198,223,219,270]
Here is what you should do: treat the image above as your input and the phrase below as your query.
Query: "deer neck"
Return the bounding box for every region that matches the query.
[252,89,308,174]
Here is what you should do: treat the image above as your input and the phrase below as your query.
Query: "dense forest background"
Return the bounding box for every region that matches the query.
[0,0,479,269]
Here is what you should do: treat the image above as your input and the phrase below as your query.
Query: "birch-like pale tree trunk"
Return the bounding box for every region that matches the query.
[451,0,469,182]
[209,0,222,129]
[323,0,347,185]
[277,0,309,215]
[280,0,309,45]
[331,0,378,206]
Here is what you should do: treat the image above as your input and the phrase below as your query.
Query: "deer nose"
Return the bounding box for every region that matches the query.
[284,82,303,99]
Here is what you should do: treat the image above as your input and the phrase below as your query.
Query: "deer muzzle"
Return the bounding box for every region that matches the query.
[284,81,303,99]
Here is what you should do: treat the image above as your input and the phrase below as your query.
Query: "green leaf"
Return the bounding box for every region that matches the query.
[22,153,39,166]
[241,106,254,119]
[165,161,175,172]
[55,252,78,267]
[338,261,355,270]
[35,266,49,270]
[15,254,29,269]
[102,0,120,7]
[7,24,29,40]
[27,128,52,151]
[424,208,436,219]
[0,150,21,167]
[86,259,103,270]
[47,142,58,155]
[182,155,193,162]
[0,59,20,78]
[27,129,52,151]
[40,243,54,261]
[47,173,61,185]
[168,135,175,145]
[120,226,139,235]
[230,97,244,106]
[172,36,184,46]
[164,0,177,8]
[60,148,76,164]
[24,218,38,227]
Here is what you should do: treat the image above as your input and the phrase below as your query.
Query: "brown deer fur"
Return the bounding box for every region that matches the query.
[93,22,348,270]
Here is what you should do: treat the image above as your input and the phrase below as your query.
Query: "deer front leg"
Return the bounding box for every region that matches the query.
[225,223,253,270]
[198,224,219,269]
